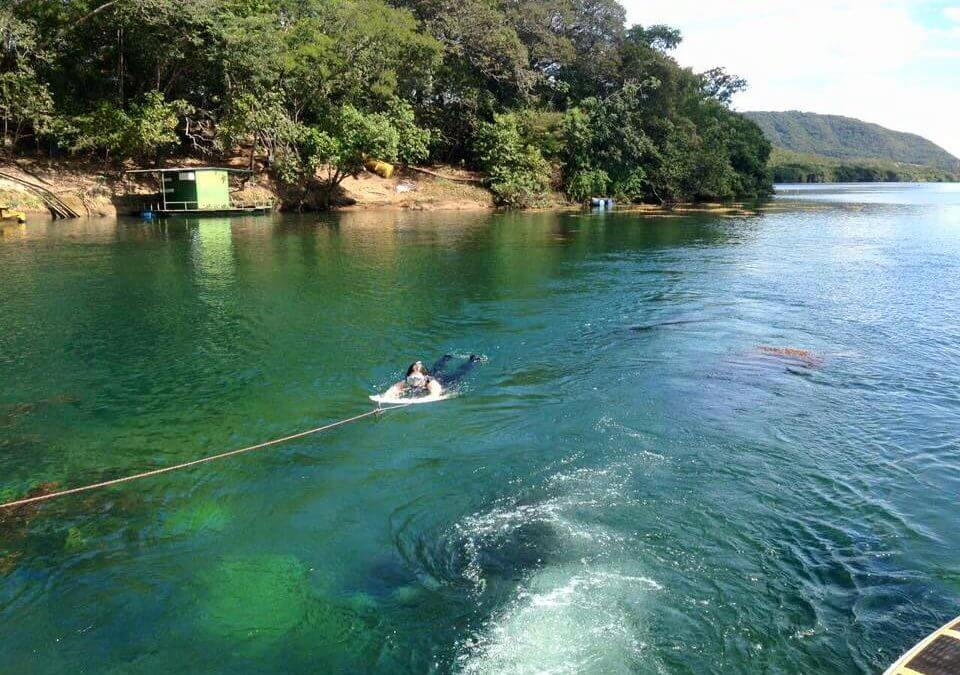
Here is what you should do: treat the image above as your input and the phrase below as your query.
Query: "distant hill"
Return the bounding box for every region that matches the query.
[744,111,960,172]
[743,111,960,183]
[764,147,958,184]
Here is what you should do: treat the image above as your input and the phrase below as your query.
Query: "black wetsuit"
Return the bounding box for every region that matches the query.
[429,354,481,388]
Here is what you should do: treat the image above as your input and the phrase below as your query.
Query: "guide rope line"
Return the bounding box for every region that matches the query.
[0,403,410,510]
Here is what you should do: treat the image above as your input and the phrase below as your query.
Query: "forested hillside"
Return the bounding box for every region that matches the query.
[1,0,771,208]
[765,147,959,184]
[745,111,959,172]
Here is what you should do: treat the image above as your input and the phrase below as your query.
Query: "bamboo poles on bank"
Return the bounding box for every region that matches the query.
[0,170,83,219]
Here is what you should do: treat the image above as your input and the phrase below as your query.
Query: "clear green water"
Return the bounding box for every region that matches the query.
[2,184,959,673]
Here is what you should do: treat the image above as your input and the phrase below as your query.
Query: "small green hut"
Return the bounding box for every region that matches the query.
[126,167,272,215]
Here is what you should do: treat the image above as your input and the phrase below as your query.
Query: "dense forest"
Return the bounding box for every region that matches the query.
[766,147,960,184]
[745,111,960,183]
[1,0,772,207]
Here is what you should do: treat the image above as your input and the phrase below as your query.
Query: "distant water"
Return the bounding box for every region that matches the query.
[1,183,959,673]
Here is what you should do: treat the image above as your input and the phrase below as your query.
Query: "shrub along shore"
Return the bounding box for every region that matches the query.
[1,0,773,211]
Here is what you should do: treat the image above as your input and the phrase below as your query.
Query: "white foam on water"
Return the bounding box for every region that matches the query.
[458,563,660,675]
[450,459,662,674]
[595,416,669,461]
[453,463,634,593]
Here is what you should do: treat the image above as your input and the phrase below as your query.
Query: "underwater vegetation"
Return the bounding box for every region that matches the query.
[200,555,312,642]
[0,394,80,429]
[0,551,21,576]
[63,526,86,552]
[196,553,387,665]
[0,481,59,576]
[162,500,232,537]
[0,483,59,577]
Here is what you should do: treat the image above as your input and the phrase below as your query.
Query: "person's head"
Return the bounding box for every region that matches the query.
[405,361,429,387]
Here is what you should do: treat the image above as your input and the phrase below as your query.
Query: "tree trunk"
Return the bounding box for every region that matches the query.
[12,120,25,156]
[118,26,124,104]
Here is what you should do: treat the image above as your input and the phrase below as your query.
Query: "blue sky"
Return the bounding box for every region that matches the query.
[621,1,960,156]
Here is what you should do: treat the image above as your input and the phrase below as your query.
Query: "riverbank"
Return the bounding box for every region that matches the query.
[0,158,501,217]
[0,157,771,219]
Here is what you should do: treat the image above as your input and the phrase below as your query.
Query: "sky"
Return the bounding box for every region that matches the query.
[621,0,960,157]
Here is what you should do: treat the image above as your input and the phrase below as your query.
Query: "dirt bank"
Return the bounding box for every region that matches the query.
[0,158,497,217]
[1,157,765,220]
[337,166,494,210]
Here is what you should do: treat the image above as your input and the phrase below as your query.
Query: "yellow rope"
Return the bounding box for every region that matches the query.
[0,403,409,510]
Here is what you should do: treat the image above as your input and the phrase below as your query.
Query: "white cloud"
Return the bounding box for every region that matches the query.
[944,7,960,22]
[619,0,960,157]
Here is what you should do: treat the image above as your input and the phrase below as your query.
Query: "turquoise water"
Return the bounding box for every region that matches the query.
[1,184,959,673]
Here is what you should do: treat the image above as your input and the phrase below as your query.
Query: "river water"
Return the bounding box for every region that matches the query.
[1,183,959,673]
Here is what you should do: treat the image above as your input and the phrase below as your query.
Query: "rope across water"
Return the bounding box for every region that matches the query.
[0,403,410,510]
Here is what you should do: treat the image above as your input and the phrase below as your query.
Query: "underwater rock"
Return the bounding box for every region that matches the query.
[0,551,22,576]
[0,402,36,427]
[346,591,379,613]
[64,526,87,552]
[162,500,231,536]
[389,584,424,606]
[0,481,60,576]
[201,555,311,642]
[194,552,389,670]
[629,318,706,333]
[0,481,59,531]
[756,346,823,367]
[0,394,79,428]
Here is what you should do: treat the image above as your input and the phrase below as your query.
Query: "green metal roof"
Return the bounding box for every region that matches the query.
[125,167,252,174]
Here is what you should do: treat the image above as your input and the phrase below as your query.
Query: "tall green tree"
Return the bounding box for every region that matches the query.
[3,0,773,206]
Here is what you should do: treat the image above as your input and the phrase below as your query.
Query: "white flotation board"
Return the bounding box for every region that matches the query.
[369,393,452,405]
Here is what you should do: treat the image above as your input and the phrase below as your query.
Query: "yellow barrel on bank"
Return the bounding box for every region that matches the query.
[885,615,960,675]
[364,158,394,179]
[0,204,26,223]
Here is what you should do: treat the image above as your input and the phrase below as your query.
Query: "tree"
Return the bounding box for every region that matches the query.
[387,98,431,166]
[287,105,400,207]
[714,105,772,197]
[474,113,552,208]
[69,91,190,163]
[560,84,655,201]
[0,10,55,153]
[0,71,55,153]
[699,67,748,105]
[565,167,609,201]
[70,103,131,160]
[217,92,304,170]
[626,24,681,52]
[124,91,192,163]
[35,0,224,110]
[219,0,441,119]
[5,0,774,207]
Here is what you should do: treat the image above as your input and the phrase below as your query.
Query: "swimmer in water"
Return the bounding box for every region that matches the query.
[383,360,443,400]
[382,355,482,400]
